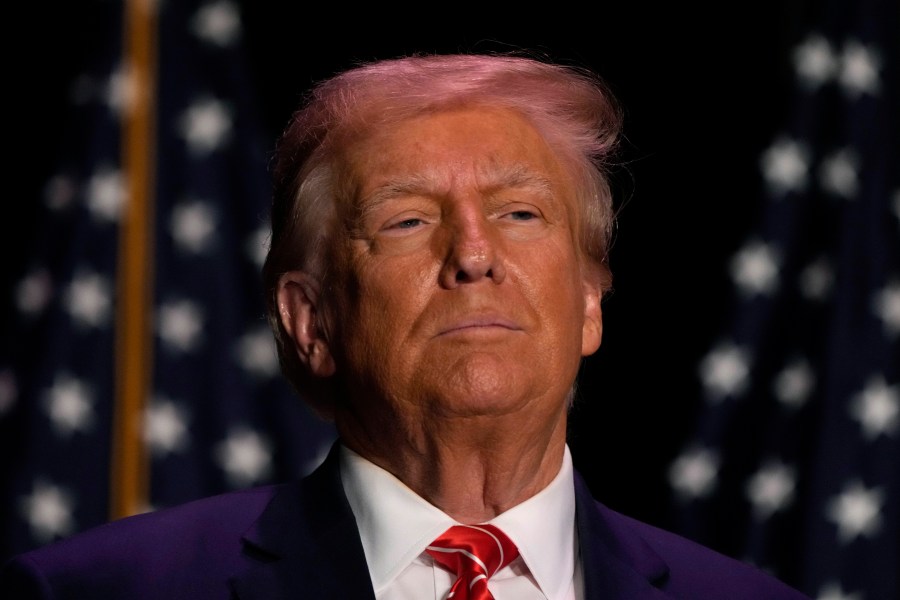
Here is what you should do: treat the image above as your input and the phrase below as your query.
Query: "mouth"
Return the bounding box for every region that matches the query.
[437,315,522,337]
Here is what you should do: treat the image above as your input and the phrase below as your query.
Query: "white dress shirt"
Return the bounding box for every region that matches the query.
[340,443,583,600]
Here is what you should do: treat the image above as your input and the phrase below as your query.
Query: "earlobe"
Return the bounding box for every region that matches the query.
[581,280,603,357]
[276,271,336,377]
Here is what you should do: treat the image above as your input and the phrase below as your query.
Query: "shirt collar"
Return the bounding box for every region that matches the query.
[340,443,577,599]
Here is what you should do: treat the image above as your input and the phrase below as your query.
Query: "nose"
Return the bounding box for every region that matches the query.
[439,209,507,288]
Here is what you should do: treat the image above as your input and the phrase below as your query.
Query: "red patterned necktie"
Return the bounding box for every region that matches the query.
[425,523,520,600]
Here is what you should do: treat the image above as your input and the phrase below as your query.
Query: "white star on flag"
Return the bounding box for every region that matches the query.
[669,446,720,500]
[798,257,835,301]
[177,97,233,155]
[64,270,113,328]
[170,199,218,254]
[849,375,899,440]
[191,0,241,47]
[871,281,900,337]
[793,34,838,89]
[19,480,76,543]
[42,374,95,436]
[235,327,280,377]
[144,398,191,456]
[156,299,205,353]
[105,62,138,117]
[825,480,884,544]
[760,137,810,195]
[214,427,272,488]
[16,268,54,316]
[773,358,816,409]
[817,581,864,600]
[730,240,781,296]
[838,40,881,98]
[746,460,796,519]
[86,165,127,223]
[699,342,752,400]
[818,148,860,199]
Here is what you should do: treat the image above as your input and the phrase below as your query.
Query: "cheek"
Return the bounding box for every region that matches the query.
[528,266,588,359]
[344,254,436,345]
[518,242,584,311]
[336,259,439,395]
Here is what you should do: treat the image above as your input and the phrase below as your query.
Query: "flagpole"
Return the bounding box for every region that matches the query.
[111,0,157,521]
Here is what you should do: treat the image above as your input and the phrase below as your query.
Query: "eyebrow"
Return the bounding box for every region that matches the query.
[357,163,557,217]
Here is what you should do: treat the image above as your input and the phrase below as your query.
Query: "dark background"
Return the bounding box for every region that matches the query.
[6,2,799,529]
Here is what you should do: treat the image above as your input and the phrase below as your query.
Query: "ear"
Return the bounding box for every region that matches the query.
[276,271,336,377]
[581,277,603,357]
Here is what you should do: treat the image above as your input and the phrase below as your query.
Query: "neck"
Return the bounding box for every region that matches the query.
[336,405,569,523]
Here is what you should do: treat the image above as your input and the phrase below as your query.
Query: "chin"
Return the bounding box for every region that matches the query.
[429,353,535,416]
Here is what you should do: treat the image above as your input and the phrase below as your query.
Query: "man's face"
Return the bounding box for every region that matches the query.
[322,106,602,433]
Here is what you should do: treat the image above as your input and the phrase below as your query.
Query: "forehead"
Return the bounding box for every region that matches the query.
[341,105,573,202]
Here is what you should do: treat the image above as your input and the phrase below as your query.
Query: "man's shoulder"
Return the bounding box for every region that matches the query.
[586,499,811,599]
[38,483,282,552]
[571,469,810,599]
[1,483,291,598]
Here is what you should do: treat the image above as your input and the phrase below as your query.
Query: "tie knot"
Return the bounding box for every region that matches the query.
[426,524,519,599]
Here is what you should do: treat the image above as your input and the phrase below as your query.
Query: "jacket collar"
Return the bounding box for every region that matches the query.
[574,471,673,599]
[229,442,376,599]
[229,441,673,599]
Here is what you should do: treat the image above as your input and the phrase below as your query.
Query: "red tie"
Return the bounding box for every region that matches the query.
[426,524,519,600]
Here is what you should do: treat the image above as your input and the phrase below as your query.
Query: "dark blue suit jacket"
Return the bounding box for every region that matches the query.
[1,443,809,599]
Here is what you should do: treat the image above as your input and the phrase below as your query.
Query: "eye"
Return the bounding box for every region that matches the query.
[393,218,424,229]
[508,210,537,221]
[379,215,429,234]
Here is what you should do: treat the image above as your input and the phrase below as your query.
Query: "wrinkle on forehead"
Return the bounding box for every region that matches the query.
[355,162,559,217]
[341,106,578,236]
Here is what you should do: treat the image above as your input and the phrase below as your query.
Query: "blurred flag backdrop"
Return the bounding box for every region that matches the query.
[667,1,898,599]
[1,2,897,600]
[0,0,336,563]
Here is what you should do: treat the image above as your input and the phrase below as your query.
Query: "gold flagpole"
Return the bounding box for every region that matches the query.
[110,0,158,521]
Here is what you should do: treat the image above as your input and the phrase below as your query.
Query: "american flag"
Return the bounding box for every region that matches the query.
[666,1,899,599]
[0,0,336,563]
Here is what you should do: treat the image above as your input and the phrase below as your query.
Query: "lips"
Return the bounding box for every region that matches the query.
[436,314,522,336]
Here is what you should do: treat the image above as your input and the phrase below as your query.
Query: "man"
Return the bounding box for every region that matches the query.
[1,53,810,599]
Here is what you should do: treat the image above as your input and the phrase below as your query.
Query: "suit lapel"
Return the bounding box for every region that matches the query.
[574,472,673,600]
[229,445,675,599]
[229,442,376,599]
